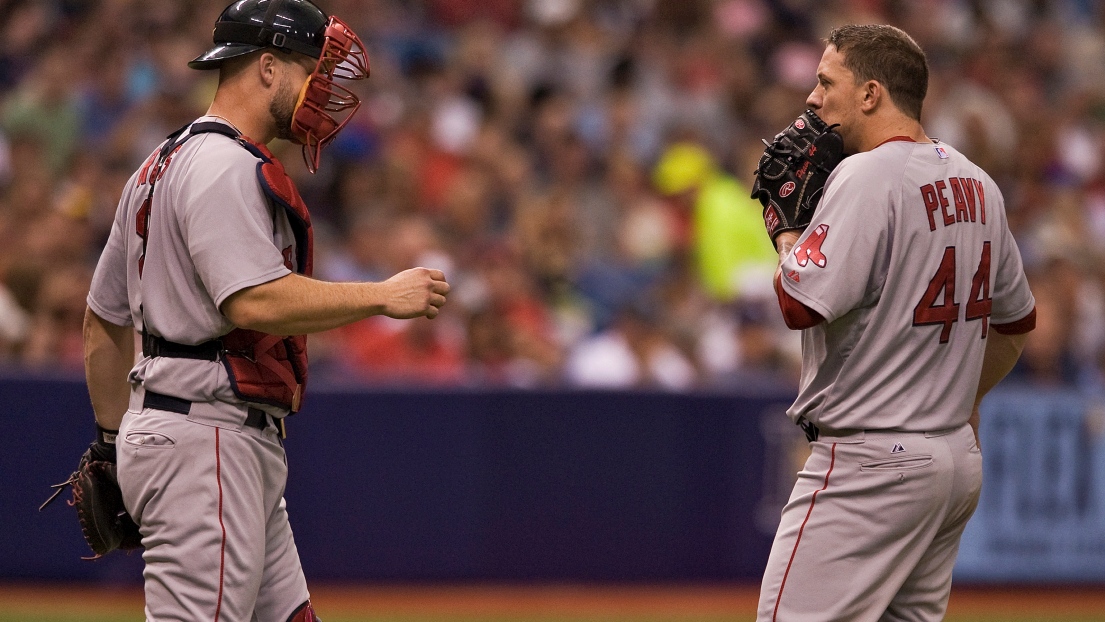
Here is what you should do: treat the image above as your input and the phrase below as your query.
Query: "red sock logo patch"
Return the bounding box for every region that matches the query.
[794,224,829,268]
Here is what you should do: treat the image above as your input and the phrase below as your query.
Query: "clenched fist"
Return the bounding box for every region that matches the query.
[381,267,450,319]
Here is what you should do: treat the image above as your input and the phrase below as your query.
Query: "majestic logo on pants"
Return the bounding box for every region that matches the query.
[794,224,829,268]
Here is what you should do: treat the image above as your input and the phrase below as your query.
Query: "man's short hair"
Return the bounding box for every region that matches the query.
[827,24,929,120]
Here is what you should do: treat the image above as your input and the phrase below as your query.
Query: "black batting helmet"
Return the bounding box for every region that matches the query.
[188,0,328,70]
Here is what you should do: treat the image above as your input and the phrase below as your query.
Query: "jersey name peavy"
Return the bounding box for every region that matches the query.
[919,177,986,232]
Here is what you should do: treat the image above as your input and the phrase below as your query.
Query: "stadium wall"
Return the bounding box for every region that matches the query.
[3,376,1102,583]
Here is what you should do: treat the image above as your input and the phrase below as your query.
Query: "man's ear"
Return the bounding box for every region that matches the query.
[860,80,881,113]
[258,51,278,88]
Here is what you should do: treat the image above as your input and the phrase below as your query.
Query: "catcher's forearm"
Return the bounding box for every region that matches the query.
[220,270,449,335]
[83,307,134,430]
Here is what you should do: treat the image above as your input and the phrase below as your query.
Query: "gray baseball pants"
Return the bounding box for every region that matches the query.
[758,423,982,621]
[117,395,310,622]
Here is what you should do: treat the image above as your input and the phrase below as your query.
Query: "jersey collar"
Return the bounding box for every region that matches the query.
[874,135,919,148]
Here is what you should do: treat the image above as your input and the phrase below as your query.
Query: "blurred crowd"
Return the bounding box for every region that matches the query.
[0,0,1102,392]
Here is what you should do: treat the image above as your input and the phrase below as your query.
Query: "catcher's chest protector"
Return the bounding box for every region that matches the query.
[186,124,313,412]
[224,136,312,412]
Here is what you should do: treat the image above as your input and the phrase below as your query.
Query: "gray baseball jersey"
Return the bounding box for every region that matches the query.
[87,116,295,405]
[87,117,311,620]
[759,138,1034,621]
[778,139,1035,433]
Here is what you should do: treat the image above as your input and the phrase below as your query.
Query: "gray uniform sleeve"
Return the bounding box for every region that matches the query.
[990,202,1035,323]
[87,178,137,327]
[175,137,291,308]
[779,157,893,323]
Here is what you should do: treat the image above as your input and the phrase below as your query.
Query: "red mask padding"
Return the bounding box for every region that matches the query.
[291,16,370,172]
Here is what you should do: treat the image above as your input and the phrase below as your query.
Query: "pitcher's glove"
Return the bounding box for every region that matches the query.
[751,110,845,242]
[40,426,141,559]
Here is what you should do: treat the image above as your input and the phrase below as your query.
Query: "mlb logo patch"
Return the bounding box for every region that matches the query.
[934,146,949,159]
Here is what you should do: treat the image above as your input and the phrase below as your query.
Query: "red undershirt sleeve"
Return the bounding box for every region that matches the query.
[992,307,1036,335]
[774,272,824,330]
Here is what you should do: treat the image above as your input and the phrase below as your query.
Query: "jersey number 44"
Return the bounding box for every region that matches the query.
[912,242,992,344]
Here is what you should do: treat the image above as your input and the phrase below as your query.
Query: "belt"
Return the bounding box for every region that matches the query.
[142,333,221,361]
[143,391,270,431]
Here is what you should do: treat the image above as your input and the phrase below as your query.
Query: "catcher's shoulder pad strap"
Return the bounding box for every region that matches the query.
[190,121,239,140]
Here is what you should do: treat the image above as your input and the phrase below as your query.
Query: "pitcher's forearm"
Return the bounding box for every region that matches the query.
[974,331,1027,407]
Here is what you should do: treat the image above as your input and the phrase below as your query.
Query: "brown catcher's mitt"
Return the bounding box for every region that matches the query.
[40,431,142,559]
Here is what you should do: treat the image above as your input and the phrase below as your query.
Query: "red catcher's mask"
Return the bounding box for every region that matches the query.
[291,16,369,173]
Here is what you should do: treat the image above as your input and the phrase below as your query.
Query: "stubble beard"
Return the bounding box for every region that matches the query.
[270,76,299,142]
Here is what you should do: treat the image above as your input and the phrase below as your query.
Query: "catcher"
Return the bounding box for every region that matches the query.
[43,1,449,620]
